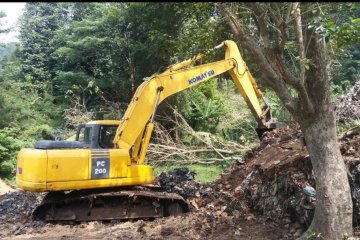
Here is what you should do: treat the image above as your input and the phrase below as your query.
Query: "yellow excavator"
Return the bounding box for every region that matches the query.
[16,40,277,222]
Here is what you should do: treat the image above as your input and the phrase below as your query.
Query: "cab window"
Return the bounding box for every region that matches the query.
[99,125,118,149]
[77,126,93,145]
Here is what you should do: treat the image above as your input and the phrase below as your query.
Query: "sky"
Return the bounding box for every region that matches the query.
[0,2,26,43]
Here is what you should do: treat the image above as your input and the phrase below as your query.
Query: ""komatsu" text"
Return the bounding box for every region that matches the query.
[188,70,215,85]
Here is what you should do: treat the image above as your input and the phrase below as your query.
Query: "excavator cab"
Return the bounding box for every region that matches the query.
[31,121,121,150]
[76,121,119,149]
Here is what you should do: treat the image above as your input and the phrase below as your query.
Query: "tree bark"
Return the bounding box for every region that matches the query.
[295,15,354,238]
[298,111,353,240]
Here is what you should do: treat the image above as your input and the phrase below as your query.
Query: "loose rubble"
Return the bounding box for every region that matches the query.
[157,167,202,199]
[0,191,45,238]
[154,124,360,238]
[335,80,360,123]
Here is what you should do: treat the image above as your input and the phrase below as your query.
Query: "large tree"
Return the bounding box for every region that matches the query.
[19,3,69,87]
[217,2,354,239]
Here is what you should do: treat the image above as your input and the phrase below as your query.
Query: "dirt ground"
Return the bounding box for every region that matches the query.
[0,179,14,195]
[1,126,360,240]
[3,212,295,240]
[2,79,360,240]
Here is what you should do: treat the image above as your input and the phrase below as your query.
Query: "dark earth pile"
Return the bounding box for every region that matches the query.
[335,80,360,123]
[0,191,45,238]
[194,125,360,232]
[157,167,202,199]
[155,125,360,237]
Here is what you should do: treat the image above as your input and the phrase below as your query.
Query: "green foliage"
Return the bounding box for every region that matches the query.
[180,79,226,133]
[0,45,58,127]
[221,118,258,145]
[0,45,57,180]
[305,3,360,48]
[216,84,260,144]
[0,124,52,179]
[0,10,10,34]
[337,119,360,137]
[264,90,293,123]
[0,128,28,178]
[0,79,57,129]
[330,80,352,101]
[332,45,360,87]
[0,43,16,60]
[309,3,360,90]
[19,3,68,86]
[51,4,116,111]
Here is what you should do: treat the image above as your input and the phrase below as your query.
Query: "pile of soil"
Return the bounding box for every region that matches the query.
[0,191,45,238]
[155,125,360,237]
[157,167,202,199]
[202,126,360,228]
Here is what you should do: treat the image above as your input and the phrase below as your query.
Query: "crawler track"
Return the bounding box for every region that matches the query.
[33,186,189,222]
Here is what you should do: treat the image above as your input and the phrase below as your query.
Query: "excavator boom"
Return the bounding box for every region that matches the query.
[115,40,275,164]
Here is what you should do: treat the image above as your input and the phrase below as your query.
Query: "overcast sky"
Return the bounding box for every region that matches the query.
[0,2,26,43]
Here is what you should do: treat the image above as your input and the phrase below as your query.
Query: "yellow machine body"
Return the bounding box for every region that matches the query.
[16,147,154,192]
[16,121,155,192]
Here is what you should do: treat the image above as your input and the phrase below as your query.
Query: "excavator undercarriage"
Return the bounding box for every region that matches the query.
[33,186,189,222]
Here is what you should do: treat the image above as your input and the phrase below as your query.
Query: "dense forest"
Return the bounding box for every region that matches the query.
[0,2,359,181]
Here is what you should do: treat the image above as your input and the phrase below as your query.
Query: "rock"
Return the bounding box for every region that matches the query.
[293,228,304,238]
[234,229,241,236]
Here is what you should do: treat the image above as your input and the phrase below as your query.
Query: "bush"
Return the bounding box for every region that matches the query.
[264,90,293,124]
[178,78,227,133]
[0,124,54,179]
[0,128,29,178]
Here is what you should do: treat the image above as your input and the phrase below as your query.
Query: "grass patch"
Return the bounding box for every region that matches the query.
[0,175,16,188]
[152,162,235,183]
[4,176,16,187]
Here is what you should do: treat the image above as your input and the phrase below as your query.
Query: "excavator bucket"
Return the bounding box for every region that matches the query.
[255,127,275,140]
[255,121,288,140]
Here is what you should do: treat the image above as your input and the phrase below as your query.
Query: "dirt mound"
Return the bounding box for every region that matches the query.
[0,191,45,238]
[335,80,360,123]
[193,125,360,231]
[157,167,203,199]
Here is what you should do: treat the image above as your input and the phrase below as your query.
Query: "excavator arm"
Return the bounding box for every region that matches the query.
[114,40,276,164]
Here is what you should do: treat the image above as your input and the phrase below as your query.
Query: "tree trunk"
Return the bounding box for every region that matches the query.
[298,110,353,240]
[216,3,354,238]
